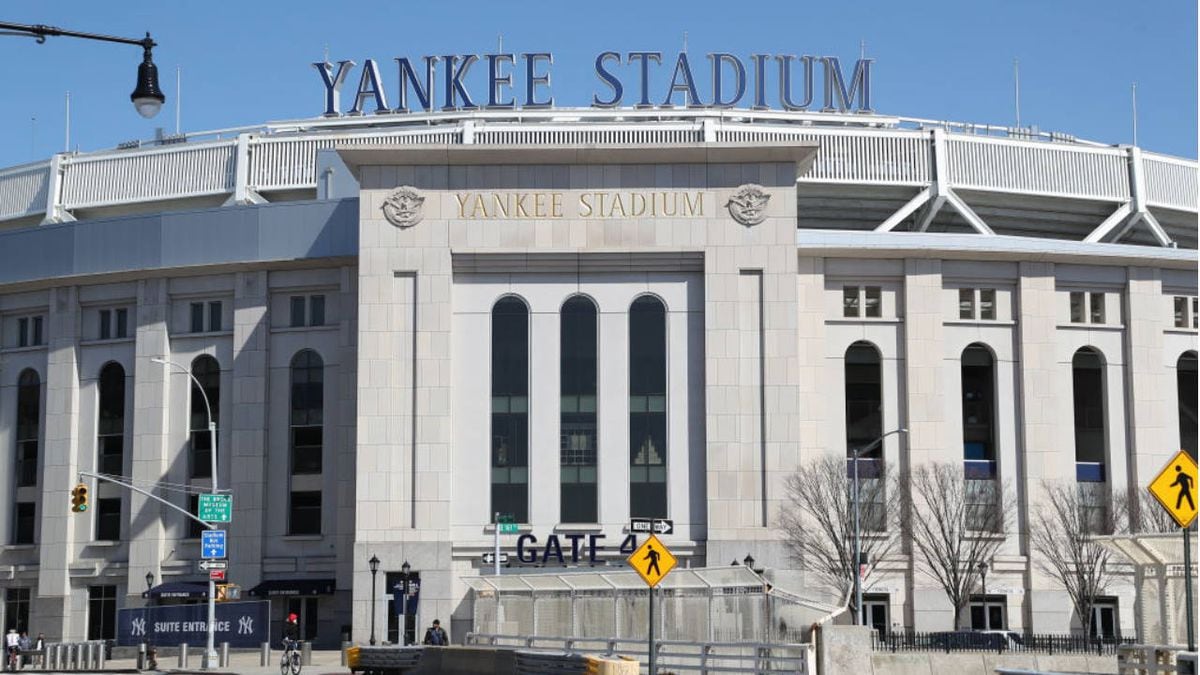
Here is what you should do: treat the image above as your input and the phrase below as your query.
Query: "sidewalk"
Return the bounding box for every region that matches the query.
[98,649,352,675]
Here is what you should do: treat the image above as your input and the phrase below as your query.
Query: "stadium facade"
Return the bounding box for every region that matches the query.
[0,96,1195,646]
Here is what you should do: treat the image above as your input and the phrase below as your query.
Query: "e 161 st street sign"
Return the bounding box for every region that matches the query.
[198,494,232,523]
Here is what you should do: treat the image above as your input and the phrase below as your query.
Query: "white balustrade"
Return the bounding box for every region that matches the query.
[60,140,237,210]
[1142,152,1198,212]
[0,161,51,221]
[946,135,1129,201]
[249,129,460,191]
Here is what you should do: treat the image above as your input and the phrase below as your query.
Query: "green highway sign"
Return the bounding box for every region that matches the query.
[497,513,519,534]
[198,494,233,523]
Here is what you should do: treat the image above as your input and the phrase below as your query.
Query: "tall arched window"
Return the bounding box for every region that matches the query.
[845,342,883,459]
[630,295,667,519]
[15,370,40,487]
[1072,348,1106,482]
[189,356,220,479]
[492,297,529,523]
[97,363,126,475]
[561,296,598,523]
[961,345,996,479]
[290,350,324,475]
[1179,351,1197,460]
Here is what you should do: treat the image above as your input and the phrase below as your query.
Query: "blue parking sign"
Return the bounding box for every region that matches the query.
[201,530,227,559]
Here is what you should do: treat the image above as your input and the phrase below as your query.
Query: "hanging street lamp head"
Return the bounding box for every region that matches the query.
[131,33,164,118]
[368,554,380,574]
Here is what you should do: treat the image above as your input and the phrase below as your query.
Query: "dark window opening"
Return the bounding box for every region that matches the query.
[630,296,667,519]
[290,350,324,475]
[560,296,598,523]
[12,502,34,545]
[99,309,112,340]
[3,588,30,633]
[845,342,883,458]
[190,302,205,333]
[290,296,306,328]
[208,301,222,333]
[87,586,117,640]
[187,494,203,539]
[190,356,220,479]
[310,295,326,327]
[288,491,321,535]
[962,345,996,479]
[969,595,1007,631]
[1180,352,1197,460]
[16,369,40,487]
[1073,348,1106,482]
[491,297,529,524]
[96,498,121,541]
[97,363,126,476]
[115,308,128,339]
[17,317,28,347]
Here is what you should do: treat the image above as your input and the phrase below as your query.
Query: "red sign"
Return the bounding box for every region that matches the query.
[209,570,226,581]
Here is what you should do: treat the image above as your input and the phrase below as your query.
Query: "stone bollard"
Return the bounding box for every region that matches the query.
[341,641,351,666]
[76,643,86,670]
[98,641,107,669]
[301,640,312,666]
[50,644,59,670]
[179,643,189,668]
[260,642,271,667]
[220,642,230,667]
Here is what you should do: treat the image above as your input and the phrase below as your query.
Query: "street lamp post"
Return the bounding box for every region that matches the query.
[398,561,412,645]
[977,562,989,629]
[852,428,908,627]
[0,21,165,117]
[368,555,380,646]
[151,357,218,669]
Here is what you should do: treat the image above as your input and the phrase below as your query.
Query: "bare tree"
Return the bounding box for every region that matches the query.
[1029,481,1128,638]
[902,462,1014,629]
[1132,490,1192,533]
[778,454,902,597]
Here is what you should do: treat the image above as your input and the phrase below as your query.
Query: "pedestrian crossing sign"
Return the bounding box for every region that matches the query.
[627,534,677,587]
[1147,449,1198,528]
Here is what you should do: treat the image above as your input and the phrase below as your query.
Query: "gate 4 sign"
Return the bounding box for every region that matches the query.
[1148,450,1198,528]
[627,534,677,587]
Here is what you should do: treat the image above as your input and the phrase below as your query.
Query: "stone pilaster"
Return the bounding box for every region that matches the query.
[229,271,269,589]
[37,286,80,638]
[127,278,170,601]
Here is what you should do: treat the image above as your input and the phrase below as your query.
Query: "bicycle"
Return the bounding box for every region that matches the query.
[279,640,301,675]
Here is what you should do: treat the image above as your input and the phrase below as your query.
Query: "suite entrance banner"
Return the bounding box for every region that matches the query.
[117,600,268,648]
[1148,450,1198,528]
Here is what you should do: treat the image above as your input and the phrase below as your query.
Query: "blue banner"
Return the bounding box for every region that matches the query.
[117,600,269,648]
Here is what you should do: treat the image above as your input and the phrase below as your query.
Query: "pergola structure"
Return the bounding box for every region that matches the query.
[1093,532,1197,645]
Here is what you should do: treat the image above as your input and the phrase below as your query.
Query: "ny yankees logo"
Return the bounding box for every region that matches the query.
[238,616,254,635]
[131,617,146,636]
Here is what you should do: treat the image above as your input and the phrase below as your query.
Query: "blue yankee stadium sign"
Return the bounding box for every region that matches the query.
[315,50,872,116]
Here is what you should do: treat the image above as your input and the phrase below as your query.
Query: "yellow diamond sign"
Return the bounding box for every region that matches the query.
[1147,449,1198,529]
[627,534,677,587]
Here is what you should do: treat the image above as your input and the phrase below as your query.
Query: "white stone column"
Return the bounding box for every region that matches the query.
[229,271,269,589]
[1125,267,1171,493]
[127,278,170,601]
[37,286,81,638]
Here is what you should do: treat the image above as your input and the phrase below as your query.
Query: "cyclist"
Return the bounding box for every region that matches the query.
[280,613,301,675]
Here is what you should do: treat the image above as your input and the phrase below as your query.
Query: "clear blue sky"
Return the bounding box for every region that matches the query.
[1,0,1195,168]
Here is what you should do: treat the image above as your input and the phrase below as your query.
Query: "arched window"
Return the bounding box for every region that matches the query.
[97,363,126,475]
[1072,348,1106,482]
[845,342,883,459]
[560,296,598,523]
[961,345,996,479]
[189,356,220,479]
[290,350,324,475]
[630,296,667,519]
[1180,351,1197,460]
[15,370,40,487]
[492,297,529,524]
[288,350,323,536]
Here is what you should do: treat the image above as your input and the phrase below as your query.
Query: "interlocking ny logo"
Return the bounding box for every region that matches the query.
[131,618,146,637]
[238,616,254,635]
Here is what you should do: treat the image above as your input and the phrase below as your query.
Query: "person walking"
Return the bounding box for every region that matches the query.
[422,620,447,646]
[1172,464,1195,511]
[31,635,43,669]
[14,634,28,670]
[4,629,18,671]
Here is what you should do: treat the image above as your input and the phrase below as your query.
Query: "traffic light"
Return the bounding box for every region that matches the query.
[70,483,89,513]
[215,584,228,602]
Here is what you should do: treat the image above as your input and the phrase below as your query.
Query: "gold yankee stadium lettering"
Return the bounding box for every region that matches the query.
[453,191,704,219]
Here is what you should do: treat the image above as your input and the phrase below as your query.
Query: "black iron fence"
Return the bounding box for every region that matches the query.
[872,629,1136,655]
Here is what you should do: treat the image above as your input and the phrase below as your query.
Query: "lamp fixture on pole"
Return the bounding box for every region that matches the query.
[851,428,908,627]
[398,561,413,645]
[0,21,165,118]
[368,555,380,646]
